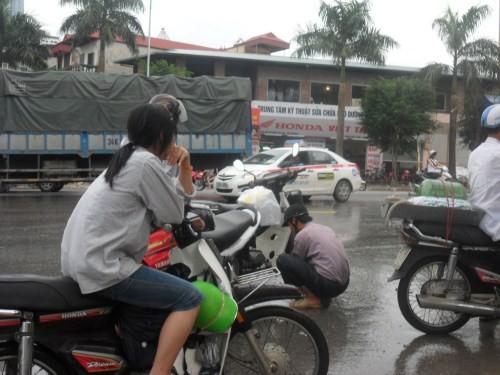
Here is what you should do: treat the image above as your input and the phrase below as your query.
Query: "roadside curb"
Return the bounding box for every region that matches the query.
[366,184,411,192]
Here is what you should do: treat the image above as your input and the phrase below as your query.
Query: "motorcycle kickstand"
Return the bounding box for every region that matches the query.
[243,330,276,374]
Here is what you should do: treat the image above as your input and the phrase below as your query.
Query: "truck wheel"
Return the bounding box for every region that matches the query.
[0,182,9,193]
[52,183,64,192]
[38,182,59,192]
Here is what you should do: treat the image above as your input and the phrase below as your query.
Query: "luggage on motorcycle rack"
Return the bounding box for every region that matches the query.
[417,179,468,200]
[381,196,484,226]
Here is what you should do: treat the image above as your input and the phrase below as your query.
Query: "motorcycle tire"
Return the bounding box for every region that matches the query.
[225,306,329,374]
[195,179,205,191]
[0,346,67,374]
[397,257,472,334]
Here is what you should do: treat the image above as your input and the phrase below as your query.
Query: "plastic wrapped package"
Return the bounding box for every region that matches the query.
[237,186,281,226]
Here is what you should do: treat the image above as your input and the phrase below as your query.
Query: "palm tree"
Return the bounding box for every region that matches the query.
[0,0,49,70]
[59,0,145,72]
[293,0,398,156]
[420,5,500,178]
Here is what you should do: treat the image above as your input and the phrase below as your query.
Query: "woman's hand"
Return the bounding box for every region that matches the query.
[165,144,191,167]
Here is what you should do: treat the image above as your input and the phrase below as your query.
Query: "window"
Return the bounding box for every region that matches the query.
[310,82,339,105]
[435,93,446,111]
[351,85,367,106]
[267,79,300,102]
[245,148,289,165]
[309,151,337,164]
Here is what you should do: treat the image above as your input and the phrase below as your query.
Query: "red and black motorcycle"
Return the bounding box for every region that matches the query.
[0,204,329,374]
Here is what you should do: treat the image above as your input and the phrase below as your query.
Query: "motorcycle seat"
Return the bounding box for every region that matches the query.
[202,207,258,251]
[0,274,110,312]
[414,221,500,248]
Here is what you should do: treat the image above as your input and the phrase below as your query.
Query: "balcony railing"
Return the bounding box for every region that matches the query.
[62,64,98,72]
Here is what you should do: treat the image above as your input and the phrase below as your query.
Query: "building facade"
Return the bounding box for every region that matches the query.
[9,0,23,14]
[53,32,500,173]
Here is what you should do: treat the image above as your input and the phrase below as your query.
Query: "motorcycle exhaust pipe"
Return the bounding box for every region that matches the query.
[417,295,500,317]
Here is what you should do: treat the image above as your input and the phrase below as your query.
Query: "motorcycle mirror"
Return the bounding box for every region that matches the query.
[292,143,299,157]
[233,159,245,171]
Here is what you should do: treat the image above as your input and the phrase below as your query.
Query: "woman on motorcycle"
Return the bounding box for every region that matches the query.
[61,99,203,375]
[426,149,444,178]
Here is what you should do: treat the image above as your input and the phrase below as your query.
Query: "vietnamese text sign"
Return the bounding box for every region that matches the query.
[252,100,367,139]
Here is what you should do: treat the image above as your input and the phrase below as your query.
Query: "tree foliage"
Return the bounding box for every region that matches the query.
[59,0,145,72]
[360,78,437,178]
[293,0,398,156]
[419,4,500,177]
[0,0,49,70]
[138,60,193,77]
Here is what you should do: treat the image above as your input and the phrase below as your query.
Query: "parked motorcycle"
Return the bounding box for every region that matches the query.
[145,163,305,276]
[193,169,216,191]
[0,203,329,374]
[383,197,500,334]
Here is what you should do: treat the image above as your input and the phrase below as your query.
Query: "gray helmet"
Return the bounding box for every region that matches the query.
[429,150,437,157]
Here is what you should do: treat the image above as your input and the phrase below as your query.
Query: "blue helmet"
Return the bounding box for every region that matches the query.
[481,104,500,129]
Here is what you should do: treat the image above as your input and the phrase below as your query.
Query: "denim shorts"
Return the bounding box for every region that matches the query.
[96,266,204,312]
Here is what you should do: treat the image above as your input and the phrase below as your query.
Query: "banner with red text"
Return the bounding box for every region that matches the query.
[252,100,367,140]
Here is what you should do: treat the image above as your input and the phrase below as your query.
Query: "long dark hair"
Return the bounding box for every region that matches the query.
[105,103,179,187]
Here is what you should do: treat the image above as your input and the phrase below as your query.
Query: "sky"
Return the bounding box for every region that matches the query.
[24,0,499,69]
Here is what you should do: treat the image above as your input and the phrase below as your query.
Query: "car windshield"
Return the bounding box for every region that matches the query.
[244,149,289,165]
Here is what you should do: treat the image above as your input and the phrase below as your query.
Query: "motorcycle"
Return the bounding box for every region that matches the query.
[0,203,329,374]
[191,170,205,189]
[194,169,216,191]
[382,197,500,334]
[147,159,306,276]
[230,160,306,273]
[409,166,468,196]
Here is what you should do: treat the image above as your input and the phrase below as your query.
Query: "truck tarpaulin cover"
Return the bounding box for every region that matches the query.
[0,70,252,133]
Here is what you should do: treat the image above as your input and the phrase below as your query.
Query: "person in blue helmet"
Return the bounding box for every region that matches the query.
[468,104,500,242]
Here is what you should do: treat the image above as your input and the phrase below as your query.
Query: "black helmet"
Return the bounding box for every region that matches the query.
[283,204,309,225]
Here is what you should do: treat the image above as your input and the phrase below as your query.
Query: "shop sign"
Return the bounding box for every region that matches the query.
[252,100,367,140]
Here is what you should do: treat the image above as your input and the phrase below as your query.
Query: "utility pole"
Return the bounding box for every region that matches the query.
[146,0,152,77]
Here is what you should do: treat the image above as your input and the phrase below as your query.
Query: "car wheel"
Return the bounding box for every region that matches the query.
[333,180,351,202]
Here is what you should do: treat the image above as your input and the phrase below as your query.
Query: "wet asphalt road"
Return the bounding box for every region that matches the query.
[1,186,500,374]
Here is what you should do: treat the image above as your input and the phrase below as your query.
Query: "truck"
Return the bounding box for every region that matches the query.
[0,69,252,192]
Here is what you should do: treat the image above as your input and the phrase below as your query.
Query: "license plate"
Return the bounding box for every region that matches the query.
[217,182,228,189]
[394,246,411,269]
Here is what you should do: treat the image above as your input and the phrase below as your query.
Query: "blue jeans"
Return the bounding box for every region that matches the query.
[96,266,204,312]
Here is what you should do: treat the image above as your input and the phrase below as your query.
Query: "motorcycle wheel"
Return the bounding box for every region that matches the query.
[225,306,329,374]
[397,258,472,334]
[0,346,67,374]
[195,178,205,191]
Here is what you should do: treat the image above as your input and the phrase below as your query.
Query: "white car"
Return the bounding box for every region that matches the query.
[214,147,363,202]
